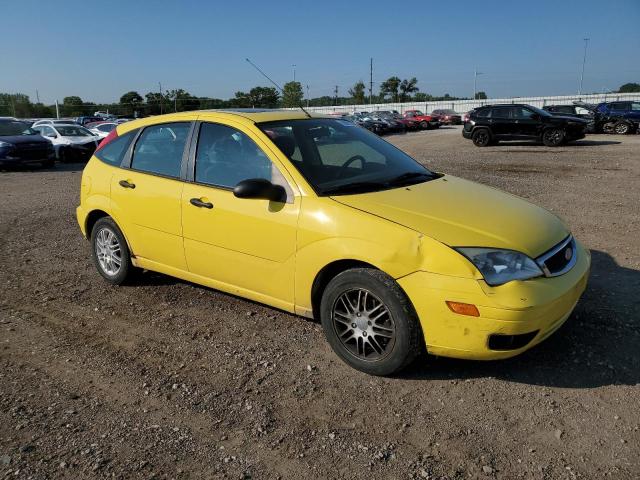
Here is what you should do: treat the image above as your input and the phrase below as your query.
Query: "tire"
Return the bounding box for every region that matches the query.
[613,121,630,135]
[420,121,429,130]
[58,148,68,163]
[90,217,136,285]
[472,128,491,147]
[320,268,423,376]
[542,128,565,147]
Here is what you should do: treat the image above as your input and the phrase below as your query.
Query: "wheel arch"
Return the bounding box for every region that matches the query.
[85,209,110,239]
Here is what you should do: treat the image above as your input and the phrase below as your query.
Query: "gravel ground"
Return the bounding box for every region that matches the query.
[1,127,639,479]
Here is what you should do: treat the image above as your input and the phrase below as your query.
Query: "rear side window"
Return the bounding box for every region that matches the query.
[95,131,136,166]
[131,122,191,178]
[474,108,490,118]
[609,102,629,111]
[490,107,511,118]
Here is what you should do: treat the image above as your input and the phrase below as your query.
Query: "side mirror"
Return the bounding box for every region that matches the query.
[233,178,286,202]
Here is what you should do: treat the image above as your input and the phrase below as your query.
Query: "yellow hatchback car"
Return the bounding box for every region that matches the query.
[77,109,590,375]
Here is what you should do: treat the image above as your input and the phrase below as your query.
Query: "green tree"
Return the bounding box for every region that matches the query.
[61,96,85,116]
[120,91,143,115]
[246,86,279,108]
[348,81,367,104]
[413,92,433,102]
[165,89,200,112]
[618,82,640,93]
[474,91,487,100]
[282,81,304,107]
[399,78,419,102]
[380,76,401,102]
[145,92,167,115]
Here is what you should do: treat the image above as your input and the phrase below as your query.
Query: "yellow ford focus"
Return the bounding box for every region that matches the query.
[77,109,590,375]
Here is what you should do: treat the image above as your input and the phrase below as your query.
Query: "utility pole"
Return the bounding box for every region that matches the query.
[578,38,590,96]
[35,89,40,104]
[158,82,163,114]
[334,85,339,106]
[473,69,484,100]
[174,94,177,112]
[55,100,60,119]
[369,57,373,105]
[292,64,296,82]
[306,85,310,108]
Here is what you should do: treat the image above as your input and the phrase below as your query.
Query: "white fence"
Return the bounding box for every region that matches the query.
[298,93,640,115]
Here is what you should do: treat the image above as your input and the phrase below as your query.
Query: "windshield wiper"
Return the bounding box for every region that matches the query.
[322,181,387,195]
[386,171,438,186]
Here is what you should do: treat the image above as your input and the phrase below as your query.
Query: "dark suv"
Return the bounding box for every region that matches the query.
[593,101,640,134]
[462,104,589,147]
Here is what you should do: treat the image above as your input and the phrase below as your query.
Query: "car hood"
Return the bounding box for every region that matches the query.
[0,135,49,145]
[62,136,98,144]
[331,175,568,257]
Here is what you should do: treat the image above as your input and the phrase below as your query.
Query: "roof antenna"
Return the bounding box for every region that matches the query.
[245,58,312,118]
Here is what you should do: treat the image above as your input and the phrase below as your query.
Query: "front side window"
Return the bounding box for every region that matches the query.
[609,102,628,111]
[259,118,438,196]
[130,122,190,178]
[194,122,291,194]
[490,107,512,118]
[55,126,93,137]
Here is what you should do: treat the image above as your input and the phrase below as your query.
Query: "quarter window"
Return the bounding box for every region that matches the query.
[95,131,136,166]
[130,122,190,178]
[195,122,283,190]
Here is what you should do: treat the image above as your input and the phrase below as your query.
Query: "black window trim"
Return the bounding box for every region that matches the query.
[120,121,196,181]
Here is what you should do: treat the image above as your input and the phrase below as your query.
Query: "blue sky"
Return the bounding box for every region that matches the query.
[2,0,639,104]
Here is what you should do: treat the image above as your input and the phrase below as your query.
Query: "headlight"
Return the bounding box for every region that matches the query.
[0,141,14,148]
[455,247,543,286]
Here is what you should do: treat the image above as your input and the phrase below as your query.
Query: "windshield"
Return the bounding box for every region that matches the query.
[0,121,37,136]
[439,109,457,114]
[526,105,552,117]
[55,125,93,137]
[259,118,439,196]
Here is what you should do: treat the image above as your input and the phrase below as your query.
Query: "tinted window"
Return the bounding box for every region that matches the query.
[513,107,537,119]
[131,122,190,178]
[609,102,628,111]
[97,124,116,132]
[474,108,490,118]
[195,122,274,189]
[631,102,640,111]
[490,107,512,118]
[95,131,136,166]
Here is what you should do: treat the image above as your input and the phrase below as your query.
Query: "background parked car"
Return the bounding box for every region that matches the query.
[368,111,406,133]
[74,116,105,127]
[431,109,462,125]
[32,124,101,162]
[543,104,595,132]
[88,122,118,139]
[32,119,77,127]
[403,110,440,129]
[462,104,588,147]
[593,101,640,134]
[374,110,420,131]
[0,119,55,168]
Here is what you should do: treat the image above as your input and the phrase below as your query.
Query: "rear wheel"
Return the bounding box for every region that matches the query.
[472,128,491,147]
[420,120,429,130]
[542,128,565,147]
[320,268,423,376]
[90,217,136,285]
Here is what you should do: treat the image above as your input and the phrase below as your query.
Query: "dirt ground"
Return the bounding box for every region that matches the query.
[1,127,639,479]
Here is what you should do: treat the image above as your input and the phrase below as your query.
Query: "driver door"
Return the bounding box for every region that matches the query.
[181,121,300,309]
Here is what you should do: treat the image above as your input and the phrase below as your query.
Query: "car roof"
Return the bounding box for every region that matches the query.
[116,109,330,135]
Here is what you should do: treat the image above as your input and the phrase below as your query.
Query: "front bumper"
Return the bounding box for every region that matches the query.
[398,240,591,360]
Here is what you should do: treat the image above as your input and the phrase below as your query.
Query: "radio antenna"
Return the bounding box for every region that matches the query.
[245,58,311,118]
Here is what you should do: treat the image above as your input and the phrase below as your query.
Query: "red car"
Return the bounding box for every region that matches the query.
[403,110,441,129]
[431,109,462,125]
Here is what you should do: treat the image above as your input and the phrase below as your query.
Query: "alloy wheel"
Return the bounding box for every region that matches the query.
[95,227,122,276]
[332,288,396,361]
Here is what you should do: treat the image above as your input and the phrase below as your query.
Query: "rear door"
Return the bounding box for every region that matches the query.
[488,107,514,137]
[110,121,194,271]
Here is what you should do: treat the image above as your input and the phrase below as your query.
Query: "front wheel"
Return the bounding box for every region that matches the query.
[542,128,565,147]
[613,121,631,135]
[320,268,423,376]
[90,217,136,285]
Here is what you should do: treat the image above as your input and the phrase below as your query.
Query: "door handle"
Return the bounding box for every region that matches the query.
[119,180,136,189]
[190,198,214,209]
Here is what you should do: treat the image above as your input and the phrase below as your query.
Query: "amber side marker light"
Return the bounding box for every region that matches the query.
[446,301,480,317]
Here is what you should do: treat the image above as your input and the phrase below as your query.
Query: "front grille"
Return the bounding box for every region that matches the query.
[536,236,577,277]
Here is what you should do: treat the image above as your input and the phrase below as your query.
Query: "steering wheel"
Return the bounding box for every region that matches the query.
[337,155,367,178]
